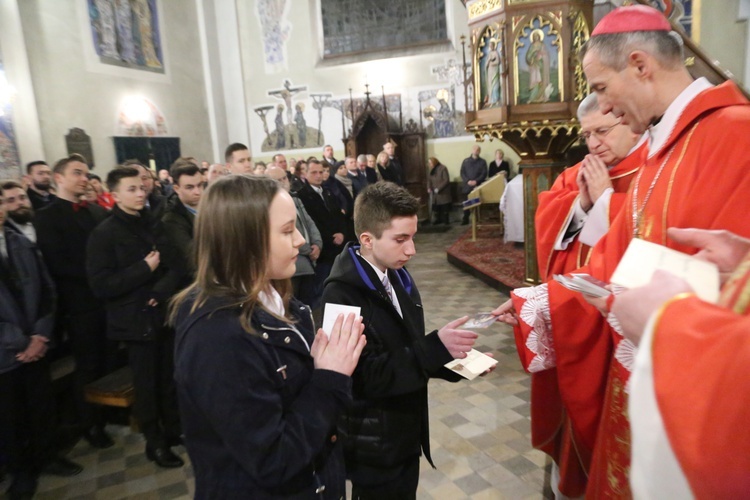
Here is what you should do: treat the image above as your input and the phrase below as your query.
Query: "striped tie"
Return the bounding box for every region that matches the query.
[382,274,394,304]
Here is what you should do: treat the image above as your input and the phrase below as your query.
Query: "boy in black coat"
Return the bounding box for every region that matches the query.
[322,182,479,499]
[86,167,183,468]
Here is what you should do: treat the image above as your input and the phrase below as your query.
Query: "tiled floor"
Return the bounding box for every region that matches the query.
[6,224,553,499]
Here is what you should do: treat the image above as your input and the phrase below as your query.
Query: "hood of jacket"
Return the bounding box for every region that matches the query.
[324,242,413,297]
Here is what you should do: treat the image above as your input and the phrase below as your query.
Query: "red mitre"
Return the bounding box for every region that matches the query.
[592,5,671,36]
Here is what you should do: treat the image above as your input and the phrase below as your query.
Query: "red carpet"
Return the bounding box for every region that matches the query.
[447,226,526,294]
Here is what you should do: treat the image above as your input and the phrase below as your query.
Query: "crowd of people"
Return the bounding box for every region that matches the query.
[0,139,490,499]
[2,5,749,499]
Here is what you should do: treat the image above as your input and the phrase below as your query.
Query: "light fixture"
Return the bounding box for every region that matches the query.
[121,95,151,123]
[0,70,16,118]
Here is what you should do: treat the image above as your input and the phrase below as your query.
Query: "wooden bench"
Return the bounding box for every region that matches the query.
[84,366,138,431]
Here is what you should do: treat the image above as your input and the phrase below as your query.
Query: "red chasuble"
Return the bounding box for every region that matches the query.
[520,153,640,496]
[536,152,642,281]
[640,252,750,498]
[513,80,750,498]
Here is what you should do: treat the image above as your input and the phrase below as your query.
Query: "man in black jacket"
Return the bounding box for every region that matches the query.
[460,145,488,225]
[383,141,404,186]
[322,183,479,498]
[0,186,83,498]
[123,160,166,219]
[86,167,183,468]
[296,159,347,304]
[34,154,114,450]
[162,161,203,288]
[24,161,57,211]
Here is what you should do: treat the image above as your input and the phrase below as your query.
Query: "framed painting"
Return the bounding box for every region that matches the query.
[514,15,562,105]
[87,0,164,73]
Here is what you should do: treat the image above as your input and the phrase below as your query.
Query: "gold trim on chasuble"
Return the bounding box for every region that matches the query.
[629,122,700,242]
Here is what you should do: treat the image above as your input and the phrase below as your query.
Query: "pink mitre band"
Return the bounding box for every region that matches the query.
[592,5,671,36]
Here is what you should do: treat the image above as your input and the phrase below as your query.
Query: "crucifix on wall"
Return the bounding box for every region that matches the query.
[268,79,307,125]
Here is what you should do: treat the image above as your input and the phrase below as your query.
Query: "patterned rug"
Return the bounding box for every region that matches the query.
[447,226,527,294]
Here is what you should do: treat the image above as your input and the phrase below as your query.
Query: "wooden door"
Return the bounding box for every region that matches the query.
[356,117,387,157]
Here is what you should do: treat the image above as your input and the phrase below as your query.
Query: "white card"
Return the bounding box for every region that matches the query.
[444,349,498,380]
[610,238,720,303]
[322,303,361,338]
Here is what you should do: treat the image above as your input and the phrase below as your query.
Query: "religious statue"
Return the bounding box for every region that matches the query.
[294,103,307,147]
[526,29,551,103]
[483,38,502,107]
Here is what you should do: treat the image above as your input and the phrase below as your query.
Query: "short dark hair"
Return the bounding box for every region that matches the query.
[170,157,198,170]
[106,166,141,192]
[354,182,419,238]
[87,173,102,182]
[26,161,48,174]
[122,159,146,169]
[170,162,201,185]
[1,180,24,191]
[272,154,285,163]
[52,154,88,175]
[224,143,248,162]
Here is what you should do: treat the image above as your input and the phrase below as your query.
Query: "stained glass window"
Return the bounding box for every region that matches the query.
[321,0,448,58]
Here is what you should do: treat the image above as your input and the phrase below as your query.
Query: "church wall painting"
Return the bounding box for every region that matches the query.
[116,96,168,136]
[256,0,292,73]
[514,15,561,105]
[476,25,504,110]
[420,58,471,139]
[254,80,326,152]
[87,0,164,73]
[0,64,21,179]
[646,0,697,41]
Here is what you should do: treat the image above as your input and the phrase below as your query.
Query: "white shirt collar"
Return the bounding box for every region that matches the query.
[648,77,713,158]
[358,251,403,317]
[258,287,285,317]
[359,252,388,283]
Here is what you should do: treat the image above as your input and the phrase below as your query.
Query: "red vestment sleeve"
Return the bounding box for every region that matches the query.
[535,165,582,281]
[651,296,750,498]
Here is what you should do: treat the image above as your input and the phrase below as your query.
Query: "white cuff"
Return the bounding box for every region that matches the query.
[579,188,614,247]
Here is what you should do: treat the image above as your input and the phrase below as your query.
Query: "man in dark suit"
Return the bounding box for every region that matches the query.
[162,161,203,288]
[2,180,36,243]
[296,160,347,304]
[87,167,183,468]
[383,141,404,186]
[321,144,337,170]
[322,183,478,498]
[24,161,56,211]
[347,156,369,198]
[34,154,114,450]
[0,185,83,499]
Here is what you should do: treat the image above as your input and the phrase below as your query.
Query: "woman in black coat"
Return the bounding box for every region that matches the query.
[375,151,402,185]
[171,175,366,499]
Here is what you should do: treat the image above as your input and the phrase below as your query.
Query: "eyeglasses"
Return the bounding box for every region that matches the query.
[579,122,620,142]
